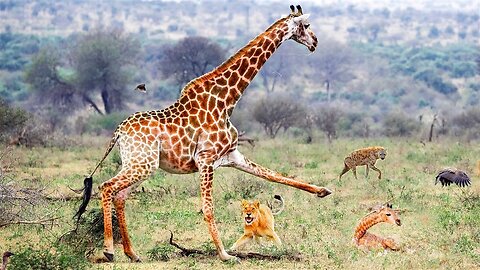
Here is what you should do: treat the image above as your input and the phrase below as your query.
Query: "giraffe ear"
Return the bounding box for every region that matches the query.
[293,14,310,24]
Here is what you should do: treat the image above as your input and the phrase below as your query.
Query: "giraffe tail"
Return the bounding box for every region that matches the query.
[73,130,120,224]
[73,176,93,225]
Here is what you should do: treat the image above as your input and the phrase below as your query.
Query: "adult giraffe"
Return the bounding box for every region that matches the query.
[74,5,332,262]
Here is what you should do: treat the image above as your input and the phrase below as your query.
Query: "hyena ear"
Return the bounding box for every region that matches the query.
[254,200,260,209]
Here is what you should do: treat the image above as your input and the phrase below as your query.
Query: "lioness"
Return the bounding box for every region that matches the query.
[230,195,284,250]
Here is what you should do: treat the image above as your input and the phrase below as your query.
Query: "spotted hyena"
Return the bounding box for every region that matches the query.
[339,146,386,180]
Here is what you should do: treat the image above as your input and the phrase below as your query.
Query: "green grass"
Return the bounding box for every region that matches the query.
[1,137,479,269]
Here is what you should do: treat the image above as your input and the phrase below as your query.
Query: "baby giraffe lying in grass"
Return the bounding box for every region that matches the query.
[353,203,402,251]
[230,195,284,251]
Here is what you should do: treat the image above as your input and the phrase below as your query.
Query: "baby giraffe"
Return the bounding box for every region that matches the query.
[353,203,401,251]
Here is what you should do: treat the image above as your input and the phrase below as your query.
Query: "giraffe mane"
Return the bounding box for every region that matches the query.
[179,15,293,96]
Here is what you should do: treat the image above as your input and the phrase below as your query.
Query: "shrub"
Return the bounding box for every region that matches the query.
[252,94,306,138]
[147,244,175,261]
[0,98,29,141]
[382,112,421,137]
[8,245,88,270]
[84,112,129,135]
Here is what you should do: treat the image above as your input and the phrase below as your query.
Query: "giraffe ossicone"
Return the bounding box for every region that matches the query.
[74,5,331,262]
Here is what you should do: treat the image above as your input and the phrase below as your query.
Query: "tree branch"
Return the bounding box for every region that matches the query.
[168,231,302,261]
[82,95,104,115]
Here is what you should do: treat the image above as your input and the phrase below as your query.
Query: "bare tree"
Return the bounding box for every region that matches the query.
[258,44,297,93]
[313,105,343,143]
[252,95,306,138]
[307,40,355,103]
[159,36,226,90]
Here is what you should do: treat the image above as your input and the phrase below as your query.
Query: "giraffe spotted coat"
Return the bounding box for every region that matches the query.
[74,5,331,263]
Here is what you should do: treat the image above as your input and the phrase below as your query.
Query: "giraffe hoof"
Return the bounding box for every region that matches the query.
[103,252,114,262]
[316,188,332,198]
[127,254,141,262]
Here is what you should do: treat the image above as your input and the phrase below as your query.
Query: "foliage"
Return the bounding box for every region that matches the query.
[158,36,226,90]
[84,112,129,135]
[8,244,88,270]
[307,40,355,102]
[24,46,78,111]
[258,44,298,93]
[382,112,421,137]
[0,32,41,71]
[312,105,343,142]
[252,94,306,138]
[147,244,175,261]
[71,28,140,114]
[0,98,29,141]
[450,108,480,139]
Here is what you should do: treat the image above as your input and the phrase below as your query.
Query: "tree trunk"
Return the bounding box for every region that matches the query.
[325,80,330,103]
[428,114,438,142]
[101,90,111,114]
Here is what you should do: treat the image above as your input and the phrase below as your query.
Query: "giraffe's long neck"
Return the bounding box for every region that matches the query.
[179,16,292,112]
[353,213,384,240]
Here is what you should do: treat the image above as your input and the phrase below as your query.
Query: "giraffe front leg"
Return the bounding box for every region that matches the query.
[226,150,332,197]
[199,163,238,262]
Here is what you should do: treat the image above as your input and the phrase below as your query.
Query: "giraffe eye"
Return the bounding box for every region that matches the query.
[386,213,391,216]
[304,24,310,29]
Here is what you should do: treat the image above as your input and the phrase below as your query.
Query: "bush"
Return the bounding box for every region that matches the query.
[450,108,480,139]
[0,98,29,141]
[382,112,421,137]
[252,94,306,138]
[8,245,87,270]
[84,112,129,135]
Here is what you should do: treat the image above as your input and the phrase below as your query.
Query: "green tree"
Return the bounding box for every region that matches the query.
[24,46,77,111]
[158,36,225,90]
[71,29,140,114]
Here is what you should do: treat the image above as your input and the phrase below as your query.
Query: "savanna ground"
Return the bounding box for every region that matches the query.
[1,136,479,269]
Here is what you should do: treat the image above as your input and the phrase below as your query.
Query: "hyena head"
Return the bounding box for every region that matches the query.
[377,147,387,160]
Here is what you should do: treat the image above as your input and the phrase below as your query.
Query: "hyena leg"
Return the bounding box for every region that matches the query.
[352,166,358,180]
[365,165,369,178]
[370,163,382,179]
[339,164,350,180]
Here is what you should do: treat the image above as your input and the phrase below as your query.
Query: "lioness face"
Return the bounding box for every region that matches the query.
[241,200,260,226]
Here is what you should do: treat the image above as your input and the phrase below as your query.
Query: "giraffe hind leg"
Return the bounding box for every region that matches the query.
[100,165,154,262]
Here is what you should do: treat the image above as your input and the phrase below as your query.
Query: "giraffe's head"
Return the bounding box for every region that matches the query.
[285,5,318,52]
[377,203,402,226]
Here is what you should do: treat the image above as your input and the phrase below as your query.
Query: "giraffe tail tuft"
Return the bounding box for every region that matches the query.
[73,176,93,224]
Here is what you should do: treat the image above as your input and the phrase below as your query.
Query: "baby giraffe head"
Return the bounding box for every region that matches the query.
[285,5,318,52]
[241,199,260,226]
[378,203,401,226]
